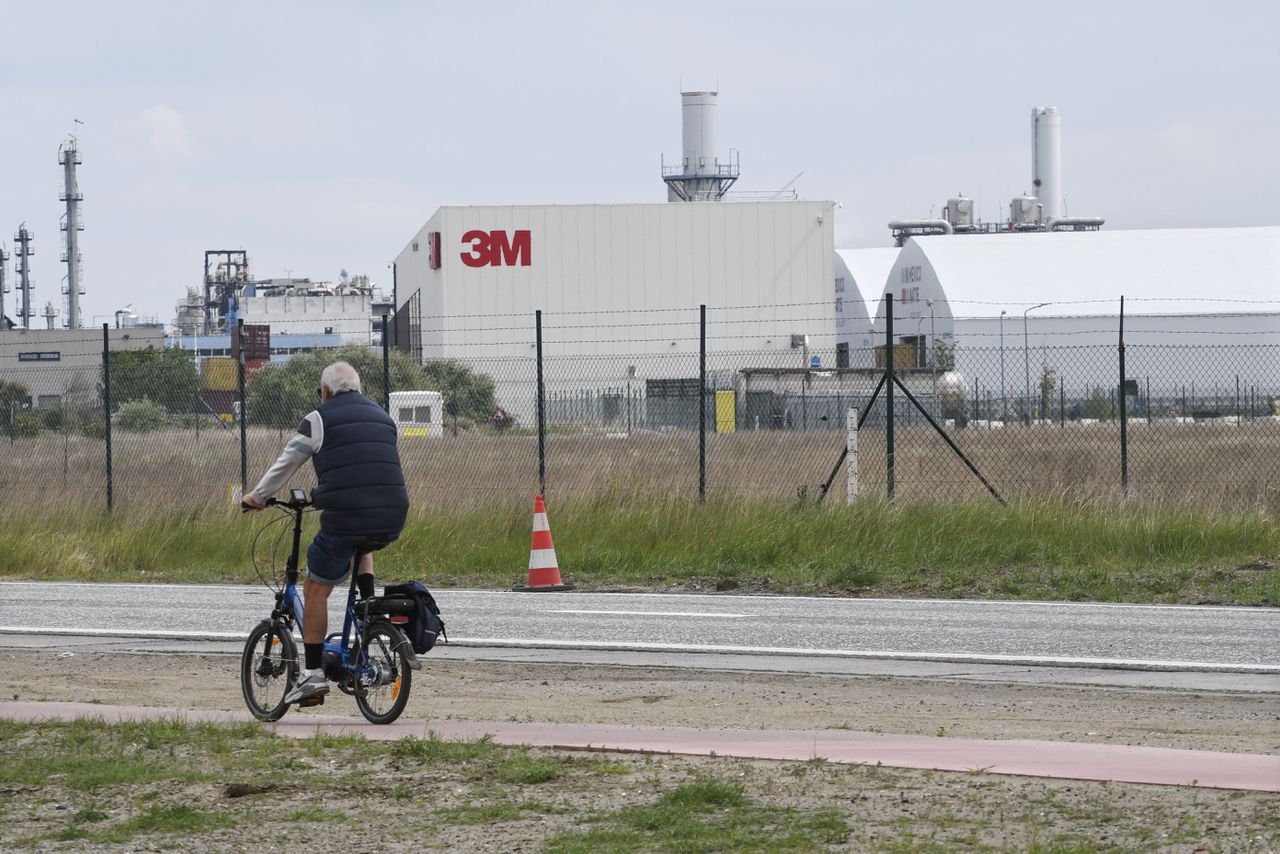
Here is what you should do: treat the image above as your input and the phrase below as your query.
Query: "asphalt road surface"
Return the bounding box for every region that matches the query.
[2,582,1276,678]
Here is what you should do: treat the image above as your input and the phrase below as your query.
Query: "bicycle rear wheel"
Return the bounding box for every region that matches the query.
[354,619,412,724]
[241,620,297,722]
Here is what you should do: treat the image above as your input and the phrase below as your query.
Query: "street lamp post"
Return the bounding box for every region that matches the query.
[999,310,1007,422]
[1024,302,1050,421]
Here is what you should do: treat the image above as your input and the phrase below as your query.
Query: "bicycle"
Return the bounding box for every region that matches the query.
[240,488,420,724]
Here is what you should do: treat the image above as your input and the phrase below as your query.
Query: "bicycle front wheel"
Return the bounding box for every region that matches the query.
[241,620,297,722]
[354,619,412,724]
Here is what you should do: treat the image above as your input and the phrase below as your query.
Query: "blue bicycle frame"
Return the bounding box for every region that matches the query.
[267,495,374,694]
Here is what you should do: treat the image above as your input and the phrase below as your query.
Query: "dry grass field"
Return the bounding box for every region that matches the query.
[3,418,1277,514]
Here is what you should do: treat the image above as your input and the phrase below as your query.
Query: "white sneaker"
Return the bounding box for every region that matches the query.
[284,669,329,704]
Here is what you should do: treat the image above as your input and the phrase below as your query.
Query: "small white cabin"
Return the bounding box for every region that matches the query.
[389,390,443,438]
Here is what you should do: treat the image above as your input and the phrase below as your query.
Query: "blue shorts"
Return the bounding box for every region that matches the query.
[305,531,397,586]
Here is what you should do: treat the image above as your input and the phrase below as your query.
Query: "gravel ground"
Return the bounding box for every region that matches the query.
[1,650,1277,852]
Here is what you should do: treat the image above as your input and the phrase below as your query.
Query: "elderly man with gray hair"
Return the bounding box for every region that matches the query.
[243,361,409,704]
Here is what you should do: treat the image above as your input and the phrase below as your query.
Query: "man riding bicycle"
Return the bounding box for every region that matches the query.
[243,361,409,704]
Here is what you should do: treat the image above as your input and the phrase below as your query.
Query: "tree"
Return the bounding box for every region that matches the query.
[1080,386,1111,420]
[106,347,198,414]
[245,346,497,430]
[1038,367,1057,420]
[932,338,956,371]
[0,380,29,435]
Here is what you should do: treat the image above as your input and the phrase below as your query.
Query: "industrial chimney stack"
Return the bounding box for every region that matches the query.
[662,90,740,202]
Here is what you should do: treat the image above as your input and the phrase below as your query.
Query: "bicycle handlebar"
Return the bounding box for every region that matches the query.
[241,495,312,512]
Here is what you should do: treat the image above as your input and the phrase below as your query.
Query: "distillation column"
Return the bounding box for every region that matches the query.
[59,137,84,329]
[14,225,34,329]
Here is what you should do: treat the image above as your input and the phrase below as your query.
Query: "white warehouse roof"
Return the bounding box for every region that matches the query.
[886,226,1280,316]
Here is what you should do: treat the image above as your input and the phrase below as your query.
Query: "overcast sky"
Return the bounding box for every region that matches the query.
[2,0,1277,326]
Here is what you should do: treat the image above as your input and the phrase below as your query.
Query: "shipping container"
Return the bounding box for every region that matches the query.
[231,323,271,360]
[201,357,239,391]
[200,389,237,419]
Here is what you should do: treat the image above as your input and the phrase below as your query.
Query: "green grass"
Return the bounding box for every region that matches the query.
[2,496,1276,604]
[2,720,1276,851]
[545,776,851,853]
[0,718,629,847]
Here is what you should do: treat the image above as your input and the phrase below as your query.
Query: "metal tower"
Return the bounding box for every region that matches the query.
[0,243,9,320]
[203,249,251,335]
[59,136,85,329]
[14,224,34,328]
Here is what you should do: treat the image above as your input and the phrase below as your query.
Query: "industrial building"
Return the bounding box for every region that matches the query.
[0,325,165,408]
[393,91,838,414]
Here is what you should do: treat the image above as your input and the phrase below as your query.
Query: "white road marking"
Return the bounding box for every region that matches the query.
[547,610,752,618]
[4,626,1277,674]
[1,581,1274,615]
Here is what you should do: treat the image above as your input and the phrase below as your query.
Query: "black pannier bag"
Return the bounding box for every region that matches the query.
[382,582,446,654]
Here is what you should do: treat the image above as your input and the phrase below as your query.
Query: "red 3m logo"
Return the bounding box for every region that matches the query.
[460,230,531,268]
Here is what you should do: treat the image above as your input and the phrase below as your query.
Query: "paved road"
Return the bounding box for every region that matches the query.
[1,582,1276,677]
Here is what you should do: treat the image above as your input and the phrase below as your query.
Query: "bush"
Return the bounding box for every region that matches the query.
[11,411,44,438]
[41,407,70,432]
[115,398,169,433]
[175,414,207,430]
[245,345,498,429]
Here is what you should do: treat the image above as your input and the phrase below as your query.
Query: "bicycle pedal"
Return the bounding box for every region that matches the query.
[297,695,325,708]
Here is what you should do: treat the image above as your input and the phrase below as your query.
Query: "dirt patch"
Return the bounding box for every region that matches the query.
[2,650,1275,754]
[1,650,1277,852]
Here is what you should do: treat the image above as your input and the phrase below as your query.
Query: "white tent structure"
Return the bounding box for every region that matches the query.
[866,227,1280,415]
[833,248,897,366]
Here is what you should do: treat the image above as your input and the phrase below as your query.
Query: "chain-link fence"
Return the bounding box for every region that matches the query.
[1,300,1277,514]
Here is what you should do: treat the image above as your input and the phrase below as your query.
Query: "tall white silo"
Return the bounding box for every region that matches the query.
[1031,107,1062,221]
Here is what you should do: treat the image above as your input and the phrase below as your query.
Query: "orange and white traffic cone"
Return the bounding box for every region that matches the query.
[514,495,575,592]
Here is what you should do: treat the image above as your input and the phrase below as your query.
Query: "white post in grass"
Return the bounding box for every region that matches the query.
[846,408,858,504]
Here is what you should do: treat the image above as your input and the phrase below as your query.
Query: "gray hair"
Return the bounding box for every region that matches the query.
[321,361,362,395]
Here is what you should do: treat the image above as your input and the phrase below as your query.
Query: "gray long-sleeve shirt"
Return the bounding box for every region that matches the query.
[248,410,324,504]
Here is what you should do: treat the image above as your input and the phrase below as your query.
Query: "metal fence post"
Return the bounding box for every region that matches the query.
[1118,295,1128,496]
[846,408,858,505]
[381,314,391,414]
[102,323,113,513]
[237,318,247,492]
[884,293,895,501]
[698,303,706,503]
[536,309,546,497]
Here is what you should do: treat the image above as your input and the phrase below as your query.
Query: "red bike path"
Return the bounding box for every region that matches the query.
[2,701,1275,793]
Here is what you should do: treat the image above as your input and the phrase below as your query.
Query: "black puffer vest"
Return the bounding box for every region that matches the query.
[311,391,409,538]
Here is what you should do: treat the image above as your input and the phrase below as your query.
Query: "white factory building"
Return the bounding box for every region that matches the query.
[393,200,836,400]
[392,91,842,415]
